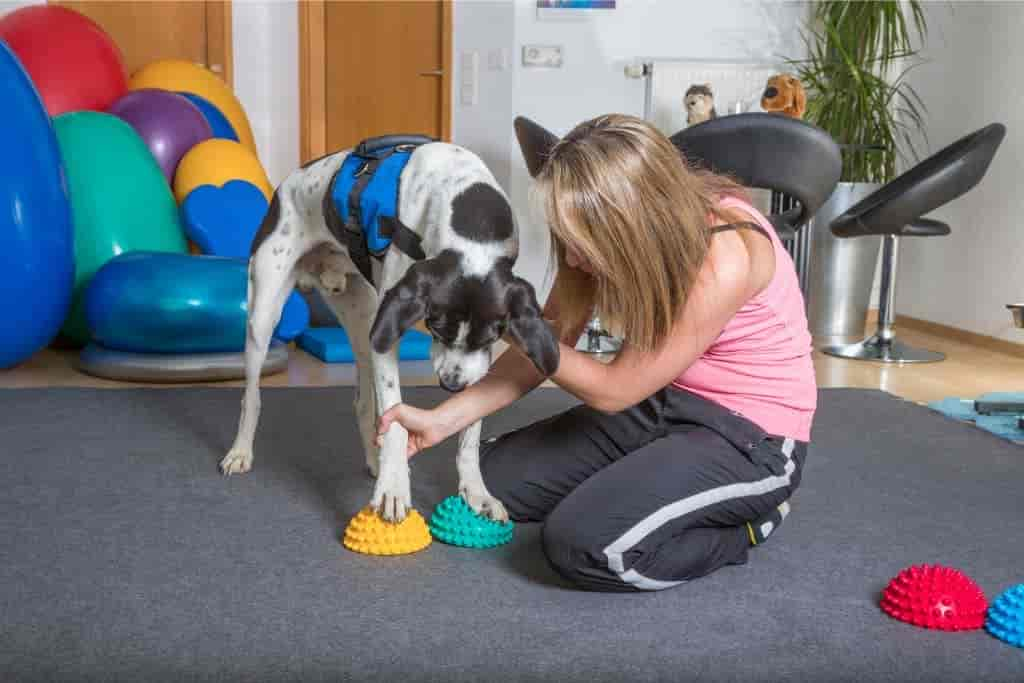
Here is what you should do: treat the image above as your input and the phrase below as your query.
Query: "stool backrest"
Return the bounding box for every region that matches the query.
[831,123,1006,237]
[669,113,841,233]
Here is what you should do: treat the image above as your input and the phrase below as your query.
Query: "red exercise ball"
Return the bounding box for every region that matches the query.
[0,5,127,115]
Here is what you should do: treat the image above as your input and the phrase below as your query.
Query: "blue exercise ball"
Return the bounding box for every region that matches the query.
[84,252,309,354]
[177,91,239,143]
[0,42,74,369]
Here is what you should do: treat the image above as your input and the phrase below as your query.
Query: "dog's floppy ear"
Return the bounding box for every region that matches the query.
[505,276,560,376]
[790,78,807,118]
[370,263,432,354]
[514,116,560,178]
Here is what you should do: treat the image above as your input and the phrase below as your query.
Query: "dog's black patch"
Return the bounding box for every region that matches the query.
[250,189,282,256]
[450,183,514,243]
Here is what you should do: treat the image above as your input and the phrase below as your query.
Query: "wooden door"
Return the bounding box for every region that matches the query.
[300,1,451,163]
[53,1,232,84]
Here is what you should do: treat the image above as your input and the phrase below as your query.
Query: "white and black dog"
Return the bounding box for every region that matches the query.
[221,136,558,524]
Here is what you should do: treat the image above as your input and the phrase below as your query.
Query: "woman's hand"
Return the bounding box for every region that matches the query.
[377,403,459,457]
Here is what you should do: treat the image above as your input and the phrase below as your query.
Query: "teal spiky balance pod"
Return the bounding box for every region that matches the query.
[429,496,514,548]
[986,584,1024,648]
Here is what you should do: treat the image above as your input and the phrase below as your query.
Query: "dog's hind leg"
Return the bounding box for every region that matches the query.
[314,267,382,478]
[221,208,308,475]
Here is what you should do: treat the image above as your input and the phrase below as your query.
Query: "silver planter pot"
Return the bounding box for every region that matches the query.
[805,182,882,340]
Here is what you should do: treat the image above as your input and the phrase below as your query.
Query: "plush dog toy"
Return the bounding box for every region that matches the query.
[684,83,717,126]
[761,74,806,119]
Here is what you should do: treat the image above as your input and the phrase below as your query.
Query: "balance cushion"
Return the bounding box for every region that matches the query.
[85,252,308,353]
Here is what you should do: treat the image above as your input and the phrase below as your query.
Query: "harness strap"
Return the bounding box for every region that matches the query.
[327,135,437,286]
[379,216,426,262]
[344,156,384,284]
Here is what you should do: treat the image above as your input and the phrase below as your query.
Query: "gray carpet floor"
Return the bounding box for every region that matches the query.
[1,386,1023,682]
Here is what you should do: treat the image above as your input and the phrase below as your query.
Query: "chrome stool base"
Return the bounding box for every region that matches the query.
[822,334,945,363]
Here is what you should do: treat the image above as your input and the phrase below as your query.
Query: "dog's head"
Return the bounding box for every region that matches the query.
[761,74,806,119]
[370,251,559,393]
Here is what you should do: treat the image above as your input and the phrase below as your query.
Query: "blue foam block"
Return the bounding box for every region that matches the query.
[297,327,432,363]
[928,394,1024,444]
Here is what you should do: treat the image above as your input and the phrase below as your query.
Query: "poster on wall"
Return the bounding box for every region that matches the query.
[537,1,616,21]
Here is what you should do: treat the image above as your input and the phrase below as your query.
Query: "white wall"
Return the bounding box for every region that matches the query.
[231,1,300,187]
[452,0,516,191]
[897,1,1023,342]
[453,0,809,299]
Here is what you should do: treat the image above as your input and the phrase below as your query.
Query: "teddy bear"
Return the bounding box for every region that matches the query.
[761,74,806,119]
[683,83,717,126]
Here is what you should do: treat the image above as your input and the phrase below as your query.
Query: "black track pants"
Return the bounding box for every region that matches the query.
[481,387,808,592]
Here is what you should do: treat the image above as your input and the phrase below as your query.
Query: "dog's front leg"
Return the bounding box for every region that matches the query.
[457,420,509,522]
[369,349,411,522]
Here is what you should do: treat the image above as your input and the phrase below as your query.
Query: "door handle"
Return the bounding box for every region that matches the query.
[419,70,444,77]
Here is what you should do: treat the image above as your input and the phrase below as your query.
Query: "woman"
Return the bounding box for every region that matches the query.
[379,114,816,592]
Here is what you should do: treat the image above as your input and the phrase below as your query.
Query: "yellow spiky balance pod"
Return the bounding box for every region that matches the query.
[342,507,432,556]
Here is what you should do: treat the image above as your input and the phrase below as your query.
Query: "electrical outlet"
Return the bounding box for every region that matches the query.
[522,45,563,68]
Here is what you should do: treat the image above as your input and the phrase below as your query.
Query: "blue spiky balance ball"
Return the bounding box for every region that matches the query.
[986,584,1024,648]
[428,496,514,548]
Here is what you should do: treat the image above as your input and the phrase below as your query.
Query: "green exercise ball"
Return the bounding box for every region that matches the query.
[54,111,188,345]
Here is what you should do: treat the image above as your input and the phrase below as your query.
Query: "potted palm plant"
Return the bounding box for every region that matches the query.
[788,1,929,339]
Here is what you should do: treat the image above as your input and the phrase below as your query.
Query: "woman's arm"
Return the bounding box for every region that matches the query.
[550,230,767,413]
[378,278,585,454]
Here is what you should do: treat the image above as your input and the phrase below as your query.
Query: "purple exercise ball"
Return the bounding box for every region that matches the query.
[108,88,213,182]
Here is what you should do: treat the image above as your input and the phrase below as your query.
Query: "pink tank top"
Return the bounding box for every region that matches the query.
[673,196,817,441]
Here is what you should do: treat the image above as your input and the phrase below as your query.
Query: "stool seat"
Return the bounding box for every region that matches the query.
[669,113,841,241]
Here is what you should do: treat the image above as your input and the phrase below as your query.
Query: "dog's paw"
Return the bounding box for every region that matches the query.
[371,469,411,523]
[372,489,410,523]
[220,448,253,475]
[460,487,509,523]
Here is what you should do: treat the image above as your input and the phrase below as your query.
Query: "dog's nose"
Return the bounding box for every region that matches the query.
[763,86,778,99]
[439,376,466,393]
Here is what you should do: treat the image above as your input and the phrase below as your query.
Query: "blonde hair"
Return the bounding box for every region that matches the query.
[536,114,749,352]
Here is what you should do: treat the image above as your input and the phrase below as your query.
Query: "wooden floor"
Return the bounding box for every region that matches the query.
[3,326,1023,405]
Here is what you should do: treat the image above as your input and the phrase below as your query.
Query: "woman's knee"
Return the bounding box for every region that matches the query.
[540,504,636,592]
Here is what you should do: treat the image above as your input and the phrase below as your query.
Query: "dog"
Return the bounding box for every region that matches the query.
[221,136,559,523]
[761,74,806,119]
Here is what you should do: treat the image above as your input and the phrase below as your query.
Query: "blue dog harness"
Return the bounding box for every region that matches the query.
[324,134,435,285]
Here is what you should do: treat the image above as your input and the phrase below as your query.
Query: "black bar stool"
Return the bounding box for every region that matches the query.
[822,123,1006,363]
[669,112,842,244]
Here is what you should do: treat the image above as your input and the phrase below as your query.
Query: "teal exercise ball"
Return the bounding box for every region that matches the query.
[84,252,308,353]
[53,111,188,345]
[0,42,74,369]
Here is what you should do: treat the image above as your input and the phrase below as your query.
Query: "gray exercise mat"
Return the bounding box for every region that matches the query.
[1,387,1022,682]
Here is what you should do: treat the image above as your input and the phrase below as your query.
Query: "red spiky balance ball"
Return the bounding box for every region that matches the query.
[880,564,989,631]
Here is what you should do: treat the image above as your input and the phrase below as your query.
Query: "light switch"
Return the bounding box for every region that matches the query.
[522,45,563,68]
[487,48,510,72]
[460,51,478,106]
